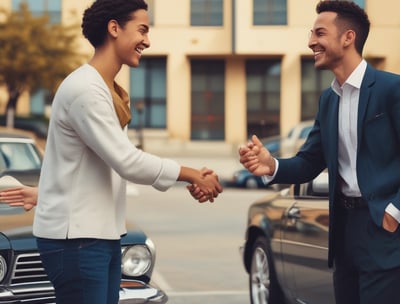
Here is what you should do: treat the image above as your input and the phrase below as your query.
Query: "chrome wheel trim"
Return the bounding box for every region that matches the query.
[250,247,270,304]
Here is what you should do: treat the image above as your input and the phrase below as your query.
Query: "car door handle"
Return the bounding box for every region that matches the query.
[287,206,301,219]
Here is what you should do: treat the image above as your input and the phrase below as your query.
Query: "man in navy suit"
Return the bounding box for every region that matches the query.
[239,1,400,303]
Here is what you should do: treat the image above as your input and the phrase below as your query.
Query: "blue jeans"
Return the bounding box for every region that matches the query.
[36,237,121,304]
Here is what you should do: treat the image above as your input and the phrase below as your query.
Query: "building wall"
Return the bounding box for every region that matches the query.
[1,0,400,151]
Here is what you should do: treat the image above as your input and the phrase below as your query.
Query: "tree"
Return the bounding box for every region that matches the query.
[0,3,83,127]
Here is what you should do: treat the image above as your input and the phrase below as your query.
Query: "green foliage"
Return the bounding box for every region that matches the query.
[0,2,84,109]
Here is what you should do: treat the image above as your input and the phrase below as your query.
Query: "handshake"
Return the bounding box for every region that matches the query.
[186,167,223,203]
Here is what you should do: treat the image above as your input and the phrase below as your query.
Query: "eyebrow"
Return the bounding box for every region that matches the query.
[139,24,149,32]
[310,26,326,33]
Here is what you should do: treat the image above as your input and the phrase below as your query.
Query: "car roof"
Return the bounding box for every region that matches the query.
[0,127,38,143]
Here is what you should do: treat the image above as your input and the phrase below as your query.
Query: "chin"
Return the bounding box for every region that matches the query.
[314,61,329,70]
[128,60,140,68]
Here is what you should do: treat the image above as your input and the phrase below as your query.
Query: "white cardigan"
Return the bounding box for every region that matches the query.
[33,64,180,239]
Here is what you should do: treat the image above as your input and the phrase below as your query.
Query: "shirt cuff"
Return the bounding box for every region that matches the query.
[261,158,279,185]
[385,203,400,223]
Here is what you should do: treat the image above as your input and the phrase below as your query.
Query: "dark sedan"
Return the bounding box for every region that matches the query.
[241,172,334,304]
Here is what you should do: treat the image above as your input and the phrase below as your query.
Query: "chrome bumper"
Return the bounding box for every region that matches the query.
[0,280,167,304]
[119,280,168,304]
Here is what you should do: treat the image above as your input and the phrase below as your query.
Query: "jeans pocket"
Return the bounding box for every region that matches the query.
[78,238,100,249]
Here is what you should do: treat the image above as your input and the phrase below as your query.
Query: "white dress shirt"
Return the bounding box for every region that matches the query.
[331,60,366,197]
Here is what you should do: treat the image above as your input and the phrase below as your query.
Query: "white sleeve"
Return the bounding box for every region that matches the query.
[261,158,279,185]
[67,88,180,191]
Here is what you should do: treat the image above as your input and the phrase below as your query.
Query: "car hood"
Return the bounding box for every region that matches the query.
[0,206,36,250]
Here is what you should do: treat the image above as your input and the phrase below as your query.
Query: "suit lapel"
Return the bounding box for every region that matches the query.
[324,90,339,207]
[357,65,376,152]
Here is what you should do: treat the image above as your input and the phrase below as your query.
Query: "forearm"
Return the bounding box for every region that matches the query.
[177,166,200,184]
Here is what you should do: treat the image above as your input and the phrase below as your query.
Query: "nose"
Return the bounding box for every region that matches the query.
[143,35,150,49]
[308,32,316,49]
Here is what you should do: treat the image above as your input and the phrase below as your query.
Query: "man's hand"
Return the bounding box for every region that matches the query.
[0,186,38,211]
[383,212,399,232]
[238,135,276,176]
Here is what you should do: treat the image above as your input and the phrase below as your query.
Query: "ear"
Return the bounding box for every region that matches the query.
[343,30,355,47]
[107,19,119,39]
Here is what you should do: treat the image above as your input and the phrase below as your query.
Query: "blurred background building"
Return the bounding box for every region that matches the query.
[0,0,399,156]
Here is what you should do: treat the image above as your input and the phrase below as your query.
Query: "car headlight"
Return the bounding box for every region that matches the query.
[0,255,7,282]
[121,245,152,277]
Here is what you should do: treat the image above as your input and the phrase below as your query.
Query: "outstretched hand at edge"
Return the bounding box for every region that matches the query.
[0,186,38,211]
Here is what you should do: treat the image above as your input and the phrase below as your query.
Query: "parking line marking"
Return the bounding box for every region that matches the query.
[166,290,249,297]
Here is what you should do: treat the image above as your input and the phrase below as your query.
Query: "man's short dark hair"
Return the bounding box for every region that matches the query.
[82,0,148,48]
[316,0,370,55]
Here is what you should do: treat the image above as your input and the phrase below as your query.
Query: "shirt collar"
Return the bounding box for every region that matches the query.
[331,59,367,96]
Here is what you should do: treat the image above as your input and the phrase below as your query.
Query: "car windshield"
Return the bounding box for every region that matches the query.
[0,142,41,171]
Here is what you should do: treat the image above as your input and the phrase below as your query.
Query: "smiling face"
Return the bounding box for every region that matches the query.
[114,9,150,68]
[308,11,346,71]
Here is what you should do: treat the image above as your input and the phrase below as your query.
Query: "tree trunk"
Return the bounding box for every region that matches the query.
[5,89,20,129]
[6,107,15,128]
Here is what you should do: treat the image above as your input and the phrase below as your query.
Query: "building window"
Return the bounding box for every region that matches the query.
[191,60,225,140]
[301,58,333,121]
[253,0,287,26]
[246,59,281,138]
[129,58,167,129]
[12,0,62,24]
[191,0,223,26]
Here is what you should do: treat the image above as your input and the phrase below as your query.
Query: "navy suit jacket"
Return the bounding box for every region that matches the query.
[273,64,400,268]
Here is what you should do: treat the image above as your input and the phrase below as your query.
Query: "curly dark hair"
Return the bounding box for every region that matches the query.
[82,0,148,48]
[316,0,370,55]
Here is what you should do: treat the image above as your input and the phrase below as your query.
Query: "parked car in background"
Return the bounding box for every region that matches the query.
[229,168,264,189]
[261,135,281,157]
[0,116,49,139]
[279,120,313,157]
[0,129,43,186]
[241,171,334,304]
[0,130,168,303]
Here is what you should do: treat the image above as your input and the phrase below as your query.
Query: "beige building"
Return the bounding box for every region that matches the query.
[1,0,400,155]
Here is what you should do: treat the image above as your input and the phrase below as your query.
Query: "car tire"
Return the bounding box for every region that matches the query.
[249,236,281,304]
[245,177,259,189]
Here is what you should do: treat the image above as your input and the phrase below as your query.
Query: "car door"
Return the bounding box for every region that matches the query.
[280,199,333,303]
[279,175,334,303]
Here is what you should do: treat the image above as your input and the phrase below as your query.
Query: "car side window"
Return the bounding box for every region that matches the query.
[0,143,41,170]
